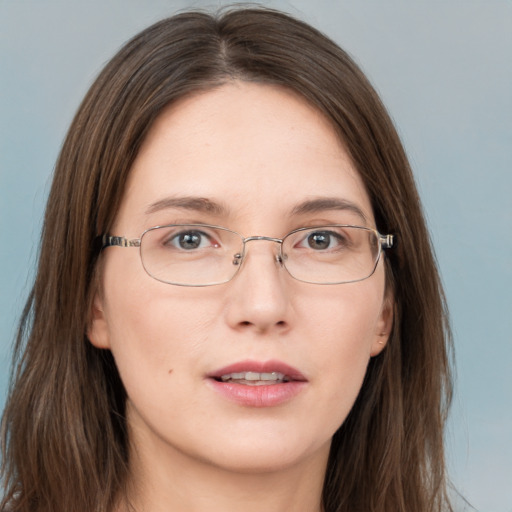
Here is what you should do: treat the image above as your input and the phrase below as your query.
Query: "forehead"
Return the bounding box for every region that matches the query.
[115,82,374,232]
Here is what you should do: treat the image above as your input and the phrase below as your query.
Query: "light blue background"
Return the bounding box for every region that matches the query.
[1,1,511,510]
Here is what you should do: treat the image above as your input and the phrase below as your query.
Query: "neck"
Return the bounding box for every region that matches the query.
[119,431,328,512]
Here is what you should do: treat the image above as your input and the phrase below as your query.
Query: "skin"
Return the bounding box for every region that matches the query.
[89,82,393,512]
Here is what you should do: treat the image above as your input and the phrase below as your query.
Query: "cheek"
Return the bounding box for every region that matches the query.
[101,286,223,445]
[299,281,383,358]
[100,255,216,397]
[296,282,384,420]
[105,288,208,360]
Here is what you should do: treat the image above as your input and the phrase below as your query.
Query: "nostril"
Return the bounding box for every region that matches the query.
[237,319,287,329]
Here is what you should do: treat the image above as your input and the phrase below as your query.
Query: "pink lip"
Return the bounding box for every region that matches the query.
[206,359,307,408]
[208,360,307,381]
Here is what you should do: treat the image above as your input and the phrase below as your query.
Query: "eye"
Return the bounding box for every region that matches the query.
[298,230,346,251]
[166,230,219,250]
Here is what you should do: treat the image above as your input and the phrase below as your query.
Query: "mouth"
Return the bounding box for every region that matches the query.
[218,371,291,386]
[207,360,307,407]
[208,360,306,385]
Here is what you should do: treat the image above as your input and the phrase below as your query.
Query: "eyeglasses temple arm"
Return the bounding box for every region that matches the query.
[380,234,394,249]
[101,235,141,249]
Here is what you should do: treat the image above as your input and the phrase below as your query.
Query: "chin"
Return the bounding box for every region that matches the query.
[193,428,332,474]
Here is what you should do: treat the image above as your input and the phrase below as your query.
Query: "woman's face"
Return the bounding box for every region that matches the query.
[89,82,392,475]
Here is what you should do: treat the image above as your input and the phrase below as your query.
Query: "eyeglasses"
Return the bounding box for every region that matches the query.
[101,224,394,286]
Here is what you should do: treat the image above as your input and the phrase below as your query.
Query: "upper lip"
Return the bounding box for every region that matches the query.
[207,360,307,382]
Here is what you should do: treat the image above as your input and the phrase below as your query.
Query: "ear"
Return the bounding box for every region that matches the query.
[370,293,394,357]
[87,291,111,349]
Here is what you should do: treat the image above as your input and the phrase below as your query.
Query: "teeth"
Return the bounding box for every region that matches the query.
[220,371,289,385]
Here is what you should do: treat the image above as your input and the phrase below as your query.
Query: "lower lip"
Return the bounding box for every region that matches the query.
[208,379,306,407]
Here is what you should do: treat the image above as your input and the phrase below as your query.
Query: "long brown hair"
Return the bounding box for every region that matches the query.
[1,8,453,512]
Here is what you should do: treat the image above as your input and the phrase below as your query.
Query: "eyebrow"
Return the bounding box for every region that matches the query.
[145,195,368,224]
[145,196,228,216]
[290,197,368,223]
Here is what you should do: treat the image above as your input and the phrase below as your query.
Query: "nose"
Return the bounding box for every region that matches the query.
[223,239,291,335]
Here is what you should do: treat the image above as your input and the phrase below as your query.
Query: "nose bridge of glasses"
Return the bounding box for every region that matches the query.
[243,235,283,244]
[234,236,284,266]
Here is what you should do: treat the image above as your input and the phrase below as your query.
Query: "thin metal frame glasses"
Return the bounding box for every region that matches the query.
[102,224,394,287]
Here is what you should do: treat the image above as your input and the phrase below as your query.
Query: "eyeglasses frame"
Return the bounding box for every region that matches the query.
[101,223,394,287]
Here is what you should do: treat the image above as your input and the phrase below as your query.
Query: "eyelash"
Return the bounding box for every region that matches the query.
[294,230,348,251]
[163,229,220,250]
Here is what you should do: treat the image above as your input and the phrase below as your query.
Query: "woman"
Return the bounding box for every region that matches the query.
[1,7,453,512]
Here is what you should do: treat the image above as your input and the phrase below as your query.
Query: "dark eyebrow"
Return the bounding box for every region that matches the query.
[290,197,368,224]
[145,196,227,216]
